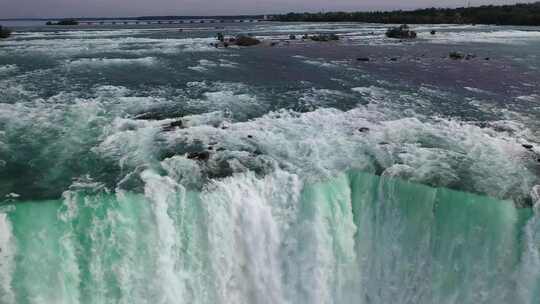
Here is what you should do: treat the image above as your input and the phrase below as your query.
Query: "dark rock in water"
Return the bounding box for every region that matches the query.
[0,25,12,39]
[358,127,370,133]
[270,42,278,47]
[357,57,370,62]
[386,25,417,39]
[216,32,225,42]
[389,57,398,61]
[247,135,254,138]
[235,35,261,46]
[208,146,214,150]
[430,30,437,35]
[216,147,226,152]
[485,57,490,60]
[289,34,297,40]
[310,33,340,42]
[302,34,309,40]
[465,53,477,60]
[523,144,534,150]
[187,151,210,161]
[449,52,465,60]
[162,120,184,131]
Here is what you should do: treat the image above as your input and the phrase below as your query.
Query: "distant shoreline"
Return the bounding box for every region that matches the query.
[2,2,540,26]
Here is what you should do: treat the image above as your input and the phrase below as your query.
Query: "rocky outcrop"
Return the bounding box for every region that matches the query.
[386,25,417,39]
[234,35,261,46]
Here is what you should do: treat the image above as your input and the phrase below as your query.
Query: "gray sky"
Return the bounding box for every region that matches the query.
[0,0,533,19]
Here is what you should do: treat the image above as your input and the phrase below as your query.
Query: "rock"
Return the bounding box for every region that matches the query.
[162,120,184,131]
[289,34,297,40]
[187,151,210,161]
[216,32,225,42]
[485,57,490,60]
[235,35,261,46]
[358,127,370,133]
[357,57,370,62]
[309,33,339,42]
[247,135,254,138]
[389,57,398,61]
[523,144,534,150]
[0,25,12,39]
[449,51,465,60]
[430,30,437,35]
[386,25,417,39]
[465,53,477,60]
[302,34,309,40]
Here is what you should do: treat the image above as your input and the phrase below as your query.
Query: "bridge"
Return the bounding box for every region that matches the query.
[78,19,263,26]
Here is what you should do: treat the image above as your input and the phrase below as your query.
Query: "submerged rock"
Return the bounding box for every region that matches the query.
[357,57,370,62]
[430,30,437,35]
[386,25,417,39]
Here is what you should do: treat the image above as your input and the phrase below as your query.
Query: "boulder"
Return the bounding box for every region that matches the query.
[386,25,417,39]
[430,30,437,35]
[358,127,370,133]
[0,25,12,39]
[187,151,210,162]
[162,120,184,131]
[289,34,297,40]
[449,51,465,60]
[523,144,534,150]
[309,33,339,42]
[216,32,225,42]
[235,35,261,46]
[357,57,370,62]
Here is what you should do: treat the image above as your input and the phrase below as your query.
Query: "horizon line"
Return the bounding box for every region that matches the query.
[2,2,536,21]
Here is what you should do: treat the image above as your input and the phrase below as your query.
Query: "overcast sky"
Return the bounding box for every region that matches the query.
[0,0,533,19]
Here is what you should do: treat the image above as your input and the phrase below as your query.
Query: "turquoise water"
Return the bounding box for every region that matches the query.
[1,22,540,303]
[0,171,538,304]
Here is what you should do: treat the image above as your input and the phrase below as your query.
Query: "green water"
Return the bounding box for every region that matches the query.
[0,170,537,304]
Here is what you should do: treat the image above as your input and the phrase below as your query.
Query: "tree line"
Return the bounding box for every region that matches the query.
[272,2,540,26]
